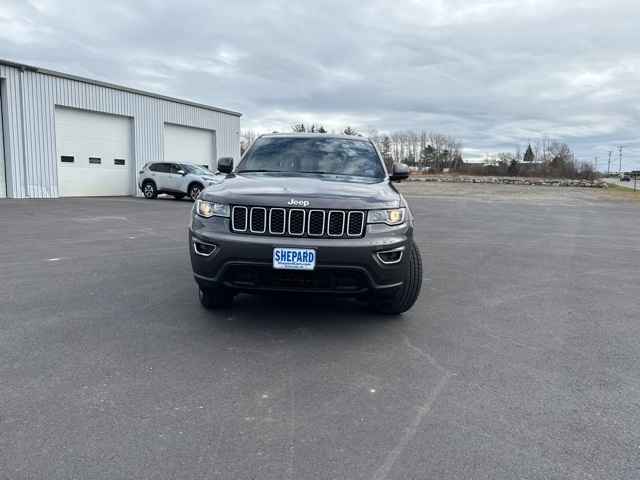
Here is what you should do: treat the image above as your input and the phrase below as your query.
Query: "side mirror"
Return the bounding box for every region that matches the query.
[176,169,186,176]
[217,157,234,174]
[390,163,410,181]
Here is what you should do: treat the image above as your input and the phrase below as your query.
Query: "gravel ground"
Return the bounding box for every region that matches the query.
[398,180,639,204]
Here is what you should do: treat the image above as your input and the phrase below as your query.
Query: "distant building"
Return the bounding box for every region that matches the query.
[0,59,241,198]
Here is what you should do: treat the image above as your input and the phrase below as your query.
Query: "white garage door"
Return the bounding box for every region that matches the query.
[56,107,133,197]
[164,123,216,169]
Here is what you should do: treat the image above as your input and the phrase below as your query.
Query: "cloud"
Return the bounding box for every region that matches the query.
[1,0,639,168]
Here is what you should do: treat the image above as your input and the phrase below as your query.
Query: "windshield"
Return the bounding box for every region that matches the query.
[182,164,211,175]
[238,137,386,178]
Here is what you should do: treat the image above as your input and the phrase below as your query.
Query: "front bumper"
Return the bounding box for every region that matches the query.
[189,215,412,296]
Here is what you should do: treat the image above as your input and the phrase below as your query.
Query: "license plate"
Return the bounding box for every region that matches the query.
[273,248,316,271]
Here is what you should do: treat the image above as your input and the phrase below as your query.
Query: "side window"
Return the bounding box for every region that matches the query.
[149,163,167,173]
[169,164,182,174]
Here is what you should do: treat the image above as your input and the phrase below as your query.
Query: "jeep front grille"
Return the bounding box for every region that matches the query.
[231,206,366,238]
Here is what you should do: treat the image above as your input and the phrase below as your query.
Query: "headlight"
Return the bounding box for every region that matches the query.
[367,208,406,226]
[195,200,230,218]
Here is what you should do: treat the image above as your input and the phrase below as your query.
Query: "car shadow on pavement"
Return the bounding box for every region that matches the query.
[199,292,404,335]
[155,194,192,202]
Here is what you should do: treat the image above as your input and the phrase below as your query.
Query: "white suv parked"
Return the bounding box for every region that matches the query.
[138,162,222,200]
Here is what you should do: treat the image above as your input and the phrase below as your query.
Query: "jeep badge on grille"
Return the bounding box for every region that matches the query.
[288,199,310,207]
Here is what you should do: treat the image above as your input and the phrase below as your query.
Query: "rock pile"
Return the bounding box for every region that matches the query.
[407,175,607,188]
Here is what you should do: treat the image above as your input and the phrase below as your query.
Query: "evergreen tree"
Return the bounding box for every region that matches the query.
[523,144,535,163]
[420,145,435,167]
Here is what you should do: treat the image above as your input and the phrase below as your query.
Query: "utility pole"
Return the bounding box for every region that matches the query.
[608,151,612,176]
[618,145,624,174]
[594,156,598,172]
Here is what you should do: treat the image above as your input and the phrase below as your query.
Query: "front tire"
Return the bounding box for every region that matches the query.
[189,183,204,201]
[199,286,234,309]
[371,241,422,314]
[142,181,157,199]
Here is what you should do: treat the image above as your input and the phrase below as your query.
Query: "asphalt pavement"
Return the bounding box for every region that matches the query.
[1,190,639,479]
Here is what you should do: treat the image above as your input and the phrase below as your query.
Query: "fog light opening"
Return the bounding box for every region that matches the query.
[376,247,404,265]
[193,240,217,257]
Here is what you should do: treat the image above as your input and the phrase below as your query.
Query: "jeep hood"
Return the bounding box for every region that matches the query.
[200,172,400,210]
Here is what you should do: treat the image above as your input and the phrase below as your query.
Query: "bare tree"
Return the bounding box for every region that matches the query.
[240,129,259,154]
[280,123,467,170]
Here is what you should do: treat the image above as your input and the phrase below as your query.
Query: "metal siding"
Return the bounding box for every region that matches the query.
[22,71,32,195]
[45,76,57,194]
[0,67,26,197]
[0,64,239,198]
[0,80,4,198]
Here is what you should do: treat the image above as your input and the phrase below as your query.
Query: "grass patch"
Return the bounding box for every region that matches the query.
[604,183,640,200]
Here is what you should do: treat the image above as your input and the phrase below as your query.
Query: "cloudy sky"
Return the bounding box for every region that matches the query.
[2,0,640,168]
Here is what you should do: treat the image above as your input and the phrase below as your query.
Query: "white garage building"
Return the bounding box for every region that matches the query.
[0,59,241,199]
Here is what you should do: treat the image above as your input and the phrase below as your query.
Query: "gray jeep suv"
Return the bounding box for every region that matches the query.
[188,133,422,314]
